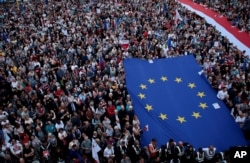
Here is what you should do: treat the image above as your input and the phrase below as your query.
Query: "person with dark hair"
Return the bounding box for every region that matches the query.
[23,142,35,163]
[40,139,51,162]
[69,144,83,163]
[166,138,177,161]
[184,145,196,163]
[103,143,116,163]
[195,148,205,163]
[148,138,160,162]
[129,139,141,162]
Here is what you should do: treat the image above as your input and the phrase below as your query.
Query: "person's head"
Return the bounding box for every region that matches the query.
[198,148,203,153]
[188,145,194,151]
[93,131,97,136]
[134,123,139,128]
[178,141,183,147]
[56,120,61,124]
[107,143,113,148]
[19,158,25,163]
[84,135,89,140]
[36,126,41,131]
[151,138,157,145]
[209,145,214,150]
[133,115,138,120]
[169,138,175,145]
[11,139,17,144]
[24,142,30,149]
[134,140,140,146]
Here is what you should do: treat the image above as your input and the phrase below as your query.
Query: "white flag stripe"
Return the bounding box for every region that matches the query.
[92,138,101,163]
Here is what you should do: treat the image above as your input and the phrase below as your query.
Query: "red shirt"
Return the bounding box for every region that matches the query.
[54,89,64,97]
[107,105,116,118]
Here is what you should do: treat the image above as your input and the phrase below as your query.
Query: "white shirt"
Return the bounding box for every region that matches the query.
[55,121,65,131]
[103,146,115,158]
[10,141,23,155]
[58,130,67,140]
[11,80,18,88]
[0,112,8,121]
[217,90,228,100]
[235,116,246,123]
[196,151,205,162]
[202,147,216,160]
[105,128,114,137]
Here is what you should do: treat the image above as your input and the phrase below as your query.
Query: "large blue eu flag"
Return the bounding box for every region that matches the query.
[124,55,247,152]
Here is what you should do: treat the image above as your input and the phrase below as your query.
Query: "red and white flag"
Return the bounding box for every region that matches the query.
[174,9,183,26]
[92,138,101,163]
[41,18,45,27]
[143,124,149,132]
[120,40,130,50]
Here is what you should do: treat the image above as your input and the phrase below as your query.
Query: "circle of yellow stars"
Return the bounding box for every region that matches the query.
[137,77,209,124]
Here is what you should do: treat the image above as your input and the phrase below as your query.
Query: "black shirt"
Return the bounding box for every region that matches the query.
[23,147,34,161]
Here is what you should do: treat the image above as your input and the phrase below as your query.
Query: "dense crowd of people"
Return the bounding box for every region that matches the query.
[194,0,250,32]
[0,0,250,162]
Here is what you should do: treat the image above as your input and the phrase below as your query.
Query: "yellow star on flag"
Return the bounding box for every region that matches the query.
[177,116,186,123]
[175,77,182,83]
[188,83,196,89]
[145,104,153,112]
[138,93,146,99]
[199,103,208,109]
[192,112,202,119]
[148,78,155,84]
[139,84,147,90]
[197,92,206,98]
[159,113,167,120]
[160,76,168,82]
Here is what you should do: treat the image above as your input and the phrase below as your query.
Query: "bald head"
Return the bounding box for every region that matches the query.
[178,141,183,146]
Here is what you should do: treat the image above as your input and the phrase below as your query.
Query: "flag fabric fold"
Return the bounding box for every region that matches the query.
[124,55,247,152]
[143,124,149,132]
[120,40,130,50]
[174,9,183,26]
[92,138,101,163]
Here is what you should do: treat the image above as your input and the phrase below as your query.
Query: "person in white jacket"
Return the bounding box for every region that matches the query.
[103,143,115,162]
[217,87,229,101]
[10,139,23,161]
[195,148,205,163]
[203,145,216,162]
